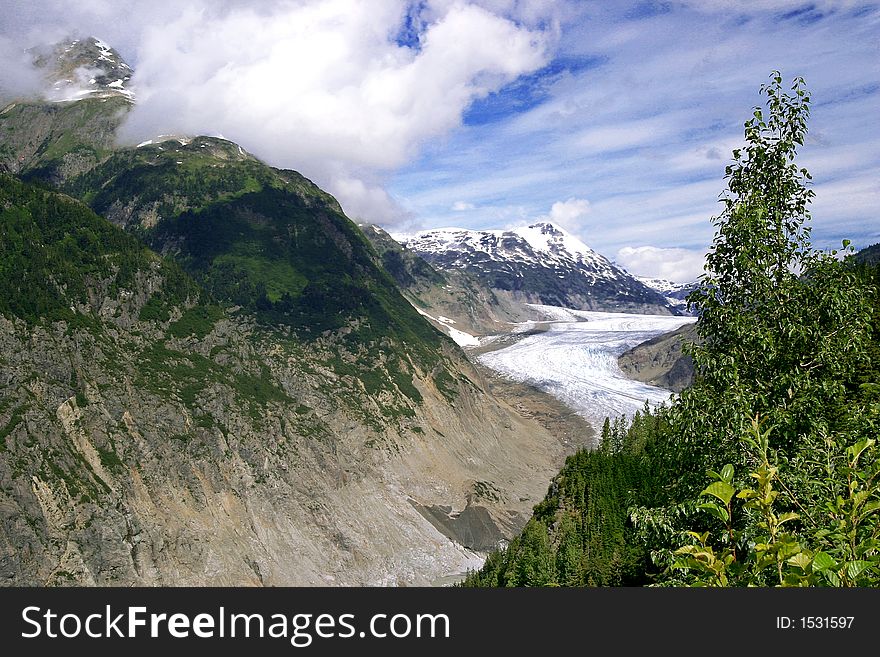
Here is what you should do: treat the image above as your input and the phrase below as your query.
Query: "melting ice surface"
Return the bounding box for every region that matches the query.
[478,305,696,431]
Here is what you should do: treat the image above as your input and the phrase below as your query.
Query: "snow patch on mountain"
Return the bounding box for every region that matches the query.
[413,307,479,347]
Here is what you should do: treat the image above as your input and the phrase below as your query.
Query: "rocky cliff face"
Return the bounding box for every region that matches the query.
[617,323,697,393]
[0,316,569,586]
[0,174,578,586]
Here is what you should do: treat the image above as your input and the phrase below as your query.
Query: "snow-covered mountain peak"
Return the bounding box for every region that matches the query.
[397,222,610,272]
[510,222,602,265]
[634,276,694,295]
[396,222,677,314]
[634,275,698,314]
[33,36,135,103]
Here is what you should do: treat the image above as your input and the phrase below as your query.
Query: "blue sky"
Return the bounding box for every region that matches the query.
[387,2,880,280]
[2,0,878,281]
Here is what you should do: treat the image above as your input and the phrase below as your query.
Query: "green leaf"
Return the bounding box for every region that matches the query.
[721,464,734,483]
[702,481,736,506]
[845,560,872,581]
[860,501,880,519]
[812,551,836,572]
[684,531,709,544]
[697,502,729,523]
[787,552,812,571]
[777,511,799,526]
[822,570,841,587]
[846,439,874,466]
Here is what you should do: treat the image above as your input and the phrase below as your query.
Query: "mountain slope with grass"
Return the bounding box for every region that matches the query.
[0,37,583,583]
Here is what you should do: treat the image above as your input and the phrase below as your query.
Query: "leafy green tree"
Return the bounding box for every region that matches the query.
[669,72,874,482]
[653,72,880,586]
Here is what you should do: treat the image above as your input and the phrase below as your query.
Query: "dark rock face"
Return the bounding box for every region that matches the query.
[410,500,524,552]
[618,323,698,392]
[32,37,134,100]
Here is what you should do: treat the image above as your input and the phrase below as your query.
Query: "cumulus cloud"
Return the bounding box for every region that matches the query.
[0,0,550,224]
[112,0,549,223]
[544,197,591,232]
[616,245,706,283]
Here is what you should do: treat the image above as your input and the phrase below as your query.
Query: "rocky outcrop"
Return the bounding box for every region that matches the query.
[617,323,698,392]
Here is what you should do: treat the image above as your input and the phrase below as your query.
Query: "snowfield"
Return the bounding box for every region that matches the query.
[412,306,480,346]
[478,306,696,430]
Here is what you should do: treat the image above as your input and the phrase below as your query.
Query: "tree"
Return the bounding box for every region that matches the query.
[668,72,874,483]
[652,73,880,586]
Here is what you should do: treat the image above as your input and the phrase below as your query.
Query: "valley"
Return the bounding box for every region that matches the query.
[0,34,698,588]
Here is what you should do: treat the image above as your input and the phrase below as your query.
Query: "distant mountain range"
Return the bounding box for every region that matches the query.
[396,223,682,315]
[633,276,696,313]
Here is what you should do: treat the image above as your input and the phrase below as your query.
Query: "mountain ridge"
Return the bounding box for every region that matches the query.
[0,37,589,586]
[397,222,678,315]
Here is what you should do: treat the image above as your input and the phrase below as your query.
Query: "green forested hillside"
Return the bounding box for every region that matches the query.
[0,173,196,325]
[463,413,668,586]
[855,243,880,266]
[465,73,880,588]
[62,137,444,348]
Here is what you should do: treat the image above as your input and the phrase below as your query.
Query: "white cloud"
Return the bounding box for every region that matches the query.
[0,37,43,101]
[545,197,591,232]
[0,1,550,225]
[113,0,549,224]
[330,173,414,224]
[451,201,475,211]
[392,3,879,259]
[616,245,706,283]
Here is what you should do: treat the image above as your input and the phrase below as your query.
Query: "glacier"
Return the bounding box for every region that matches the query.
[477,306,696,430]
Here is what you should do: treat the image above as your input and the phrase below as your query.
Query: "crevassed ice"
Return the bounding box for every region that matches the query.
[478,307,695,430]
